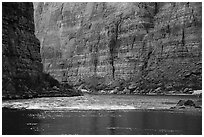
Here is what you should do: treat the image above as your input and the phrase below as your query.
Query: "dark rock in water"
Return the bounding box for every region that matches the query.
[184,100,196,107]
[170,106,176,109]
[177,100,186,106]
[171,99,201,110]
[177,100,196,107]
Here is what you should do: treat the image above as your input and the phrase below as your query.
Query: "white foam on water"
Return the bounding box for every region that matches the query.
[25,105,136,110]
[192,90,202,95]
[3,95,195,111]
[26,105,46,110]
[2,100,136,110]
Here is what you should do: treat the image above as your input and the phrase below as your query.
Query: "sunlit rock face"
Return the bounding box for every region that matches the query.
[34,2,202,90]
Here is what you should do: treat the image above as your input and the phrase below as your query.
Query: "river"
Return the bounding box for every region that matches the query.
[2,94,202,135]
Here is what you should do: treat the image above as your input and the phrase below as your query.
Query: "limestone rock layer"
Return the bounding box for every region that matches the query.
[34,2,202,91]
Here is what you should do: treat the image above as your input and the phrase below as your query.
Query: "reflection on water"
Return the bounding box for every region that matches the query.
[3,108,202,135]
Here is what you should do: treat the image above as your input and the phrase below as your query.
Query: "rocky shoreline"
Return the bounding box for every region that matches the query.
[76,82,202,96]
[3,82,201,100]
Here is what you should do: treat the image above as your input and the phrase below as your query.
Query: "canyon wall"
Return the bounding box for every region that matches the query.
[34,2,202,91]
[2,2,61,99]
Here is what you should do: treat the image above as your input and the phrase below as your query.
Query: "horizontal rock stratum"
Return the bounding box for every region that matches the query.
[34,2,202,91]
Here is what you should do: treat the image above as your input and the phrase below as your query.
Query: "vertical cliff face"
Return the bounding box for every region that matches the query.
[3,2,41,97]
[145,3,202,90]
[2,2,61,99]
[34,2,156,82]
[34,2,202,91]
